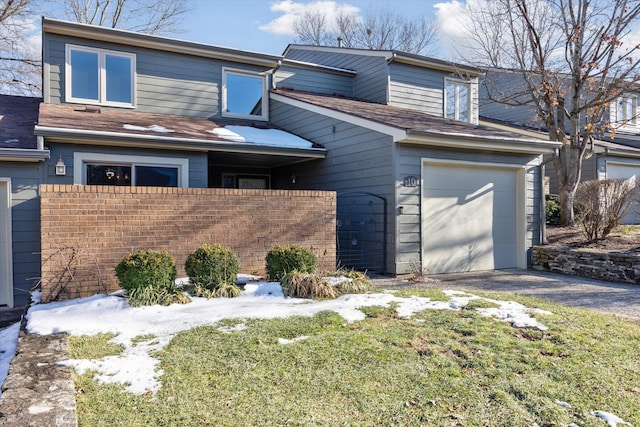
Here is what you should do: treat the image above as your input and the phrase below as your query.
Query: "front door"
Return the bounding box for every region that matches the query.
[0,179,13,307]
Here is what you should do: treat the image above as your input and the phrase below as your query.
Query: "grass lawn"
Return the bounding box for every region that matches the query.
[70,289,640,426]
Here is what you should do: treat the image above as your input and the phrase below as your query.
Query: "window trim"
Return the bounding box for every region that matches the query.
[221,67,268,121]
[73,153,188,187]
[65,44,137,108]
[615,94,637,125]
[444,78,471,123]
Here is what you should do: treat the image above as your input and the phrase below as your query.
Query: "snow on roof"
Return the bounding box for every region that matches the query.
[123,124,175,133]
[209,125,313,148]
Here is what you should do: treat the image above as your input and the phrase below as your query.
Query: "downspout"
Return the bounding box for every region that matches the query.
[271,60,282,90]
[539,149,558,245]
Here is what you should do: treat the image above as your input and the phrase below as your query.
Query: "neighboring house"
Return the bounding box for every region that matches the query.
[479,68,640,223]
[3,18,561,306]
[0,95,50,308]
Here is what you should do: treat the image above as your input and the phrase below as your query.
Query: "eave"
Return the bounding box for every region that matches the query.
[0,148,50,162]
[389,53,484,77]
[403,130,560,154]
[34,126,327,159]
[43,18,281,68]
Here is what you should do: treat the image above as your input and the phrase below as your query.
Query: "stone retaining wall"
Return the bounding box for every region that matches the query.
[533,245,640,284]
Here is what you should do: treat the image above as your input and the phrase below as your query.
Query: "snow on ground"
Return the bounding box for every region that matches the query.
[0,323,20,397]
[593,410,632,427]
[20,282,550,395]
[0,280,631,424]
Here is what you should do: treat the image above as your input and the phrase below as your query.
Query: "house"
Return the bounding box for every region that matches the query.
[3,18,560,306]
[479,68,640,223]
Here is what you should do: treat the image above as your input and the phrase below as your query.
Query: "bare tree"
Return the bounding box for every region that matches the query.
[293,8,329,46]
[60,0,190,35]
[293,7,439,55]
[0,0,41,94]
[463,0,640,226]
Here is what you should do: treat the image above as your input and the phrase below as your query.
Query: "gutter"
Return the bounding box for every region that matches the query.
[43,18,281,68]
[403,130,561,154]
[0,148,50,162]
[34,126,326,158]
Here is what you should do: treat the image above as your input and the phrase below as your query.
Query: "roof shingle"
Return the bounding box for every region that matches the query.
[0,95,41,149]
[273,89,546,142]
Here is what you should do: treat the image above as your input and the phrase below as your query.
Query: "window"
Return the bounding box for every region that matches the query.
[66,45,135,107]
[222,174,270,189]
[74,153,188,187]
[222,68,268,120]
[445,79,470,122]
[615,95,637,125]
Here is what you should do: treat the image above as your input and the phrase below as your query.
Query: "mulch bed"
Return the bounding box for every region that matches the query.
[546,226,640,255]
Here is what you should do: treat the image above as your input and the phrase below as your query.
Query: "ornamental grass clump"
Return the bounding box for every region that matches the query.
[281,271,337,299]
[331,270,372,294]
[185,244,241,298]
[265,245,318,281]
[114,249,189,307]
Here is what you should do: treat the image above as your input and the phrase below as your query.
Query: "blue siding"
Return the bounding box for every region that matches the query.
[1,162,42,307]
[44,33,272,118]
[275,65,353,97]
[284,48,389,104]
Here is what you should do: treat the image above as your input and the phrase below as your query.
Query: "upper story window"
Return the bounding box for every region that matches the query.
[66,44,136,107]
[445,79,470,122]
[615,95,637,125]
[222,68,268,120]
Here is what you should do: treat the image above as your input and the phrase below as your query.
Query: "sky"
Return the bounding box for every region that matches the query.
[179,0,465,59]
[1,276,632,425]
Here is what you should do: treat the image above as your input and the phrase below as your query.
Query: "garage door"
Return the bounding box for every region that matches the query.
[606,162,640,224]
[422,162,520,274]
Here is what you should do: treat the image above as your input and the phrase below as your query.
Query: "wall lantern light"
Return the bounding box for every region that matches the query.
[55,156,66,176]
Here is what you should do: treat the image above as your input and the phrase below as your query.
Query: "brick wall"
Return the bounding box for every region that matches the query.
[40,185,336,301]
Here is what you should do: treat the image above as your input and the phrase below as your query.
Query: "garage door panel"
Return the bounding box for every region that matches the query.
[606,163,640,224]
[422,163,518,274]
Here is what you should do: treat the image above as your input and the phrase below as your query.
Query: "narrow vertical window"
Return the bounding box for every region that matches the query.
[70,49,99,101]
[445,79,470,122]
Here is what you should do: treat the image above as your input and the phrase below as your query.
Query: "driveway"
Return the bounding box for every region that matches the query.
[372,269,640,320]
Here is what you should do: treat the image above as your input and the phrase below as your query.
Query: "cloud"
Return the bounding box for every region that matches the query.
[259,0,360,36]
[434,0,477,60]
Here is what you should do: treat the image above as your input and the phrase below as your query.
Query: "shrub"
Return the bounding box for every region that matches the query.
[545,194,561,225]
[281,272,337,299]
[115,249,187,307]
[185,244,240,290]
[265,245,318,281]
[574,178,636,240]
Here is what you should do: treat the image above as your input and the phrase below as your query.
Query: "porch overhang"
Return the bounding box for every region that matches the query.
[34,125,326,165]
[0,148,50,162]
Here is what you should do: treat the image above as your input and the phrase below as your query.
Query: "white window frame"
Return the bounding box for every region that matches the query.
[615,94,637,125]
[222,67,268,121]
[73,153,188,187]
[444,78,471,123]
[65,44,136,108]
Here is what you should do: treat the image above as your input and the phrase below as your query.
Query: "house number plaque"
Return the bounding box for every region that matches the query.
[403,176,420,187]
